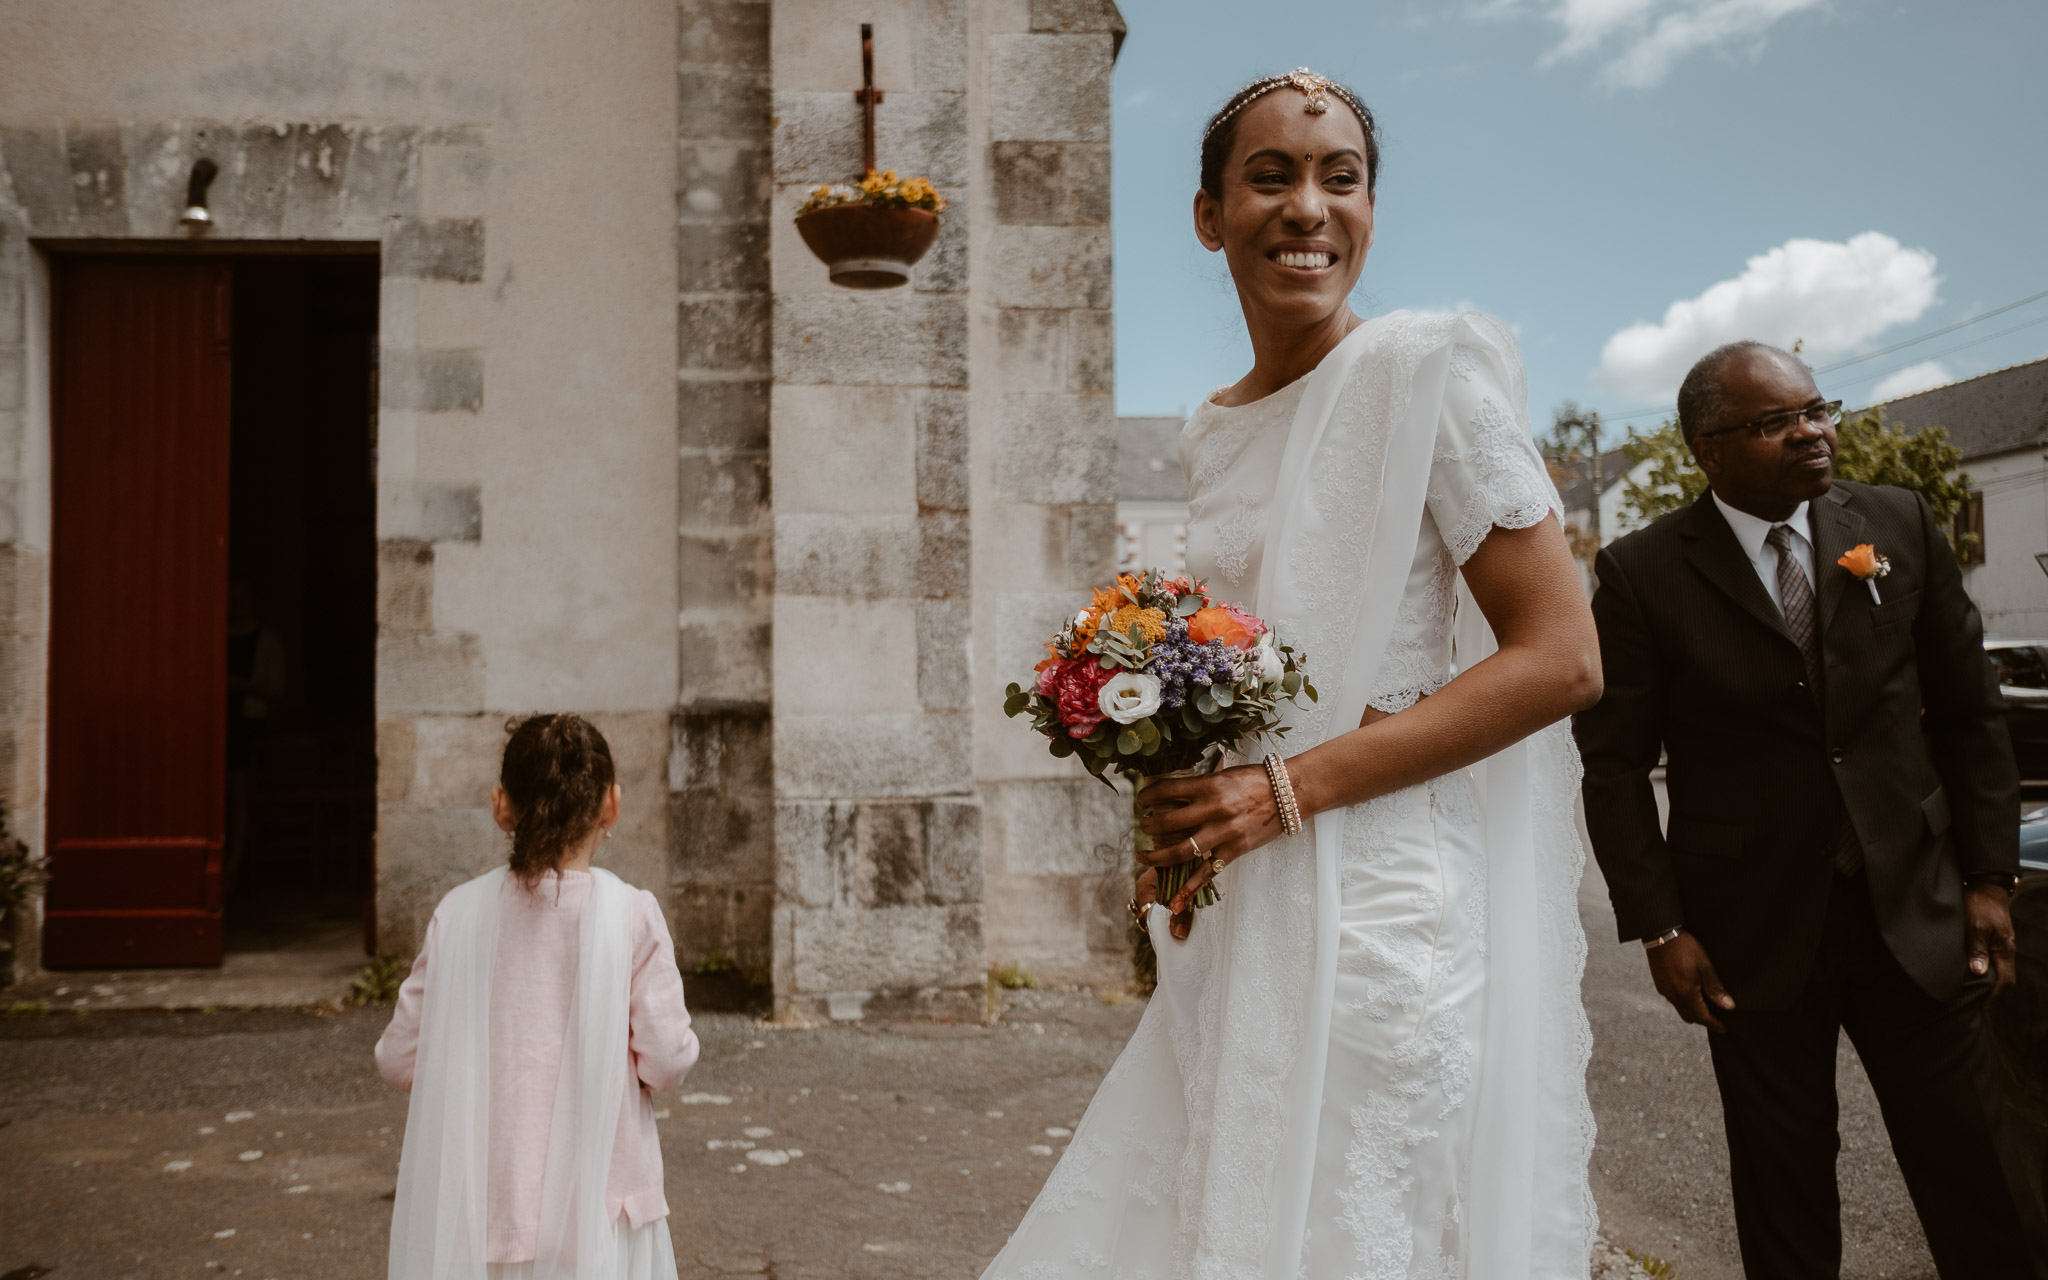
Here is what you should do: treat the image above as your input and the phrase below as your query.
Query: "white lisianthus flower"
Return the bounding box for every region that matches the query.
[1099,671,1163,725]
[1250,636,1285,685]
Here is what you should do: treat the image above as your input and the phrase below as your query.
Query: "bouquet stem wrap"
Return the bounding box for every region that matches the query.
[1133,757,1222,909]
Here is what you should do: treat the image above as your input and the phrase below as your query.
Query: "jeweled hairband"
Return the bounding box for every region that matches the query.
[1203,68,1367,141]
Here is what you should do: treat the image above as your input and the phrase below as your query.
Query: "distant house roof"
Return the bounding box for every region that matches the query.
[1549,447,1635,512]
[1864,356,2048,461]
[1118,415,1190,503]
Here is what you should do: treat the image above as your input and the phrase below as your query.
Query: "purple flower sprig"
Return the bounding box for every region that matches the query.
[1145,617,1239,712]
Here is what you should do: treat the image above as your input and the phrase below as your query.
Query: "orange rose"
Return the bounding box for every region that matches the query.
[1836,543,1888,579]
[1188,605,1259,649]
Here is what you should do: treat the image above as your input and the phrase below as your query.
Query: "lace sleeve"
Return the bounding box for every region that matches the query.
[1427,338,1563,565]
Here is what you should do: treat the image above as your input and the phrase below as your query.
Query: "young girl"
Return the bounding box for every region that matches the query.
[376,714,699,1280]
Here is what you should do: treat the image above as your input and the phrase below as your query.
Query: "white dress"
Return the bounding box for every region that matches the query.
[980,312,1595,1280]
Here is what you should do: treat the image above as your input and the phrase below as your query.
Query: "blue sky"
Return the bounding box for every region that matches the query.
[1109,0,2048,437]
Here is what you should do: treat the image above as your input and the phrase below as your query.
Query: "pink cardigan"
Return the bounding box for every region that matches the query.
[375,870,700,1263]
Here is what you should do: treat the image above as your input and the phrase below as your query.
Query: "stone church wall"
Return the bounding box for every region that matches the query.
[0,0,1128,1007]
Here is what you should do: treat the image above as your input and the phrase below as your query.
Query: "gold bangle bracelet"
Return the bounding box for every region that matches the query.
[1264,754,1303,837]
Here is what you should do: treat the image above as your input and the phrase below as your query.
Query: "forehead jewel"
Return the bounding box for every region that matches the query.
[1203,69,1363,142]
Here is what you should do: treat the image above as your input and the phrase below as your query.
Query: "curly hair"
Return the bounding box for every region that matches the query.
[499,713,616,887]
[1199,71,1380,200]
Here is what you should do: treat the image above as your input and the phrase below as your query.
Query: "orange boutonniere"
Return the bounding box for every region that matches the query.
[1838,543,1891,603]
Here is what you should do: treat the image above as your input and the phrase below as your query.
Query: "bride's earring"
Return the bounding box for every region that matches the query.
[604,829,613,839]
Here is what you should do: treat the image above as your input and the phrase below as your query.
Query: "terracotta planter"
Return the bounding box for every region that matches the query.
[794,204,941,289]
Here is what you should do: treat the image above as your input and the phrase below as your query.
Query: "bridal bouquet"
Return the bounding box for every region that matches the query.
[1003,570,1315,909]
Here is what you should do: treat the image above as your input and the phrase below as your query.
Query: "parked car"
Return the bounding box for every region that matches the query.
[1993,811,2048,1147]
[1984,639,2048,781]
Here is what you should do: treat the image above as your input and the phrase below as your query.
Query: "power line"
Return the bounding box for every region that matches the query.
[1582,285,2048,426]
[1811,287,2048,373]
[1827,312,2048,397]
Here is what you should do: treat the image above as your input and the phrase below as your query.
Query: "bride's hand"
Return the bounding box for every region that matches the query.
[1134,763,1288,937]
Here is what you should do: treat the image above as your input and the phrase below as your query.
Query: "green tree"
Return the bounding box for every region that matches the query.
[1615,417,1709,529]
[1612,410,1974,559]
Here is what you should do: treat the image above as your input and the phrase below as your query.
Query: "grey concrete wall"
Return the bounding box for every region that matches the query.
[970,0,1129,986]
[768,0,984,1021]
[0,0,683,962]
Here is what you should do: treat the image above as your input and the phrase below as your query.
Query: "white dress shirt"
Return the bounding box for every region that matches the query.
[1712,492,1815,616]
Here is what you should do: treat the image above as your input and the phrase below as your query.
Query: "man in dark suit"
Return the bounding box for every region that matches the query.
[1574,340,2039,1278]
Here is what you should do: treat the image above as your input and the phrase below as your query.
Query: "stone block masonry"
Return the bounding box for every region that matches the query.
[768,0,985,1022]
[677,0,779,983]
[973,1,1131,987]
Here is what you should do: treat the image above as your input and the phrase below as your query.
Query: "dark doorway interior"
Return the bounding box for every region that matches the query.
[222,257,378,957]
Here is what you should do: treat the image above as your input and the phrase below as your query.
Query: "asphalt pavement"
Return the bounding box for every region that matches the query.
[0,850,1966,1280]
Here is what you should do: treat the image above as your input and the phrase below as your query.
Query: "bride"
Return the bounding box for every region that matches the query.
[980,71,1603,1280]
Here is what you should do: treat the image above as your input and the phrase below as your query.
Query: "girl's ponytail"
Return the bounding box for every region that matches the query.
[499,713,617,886]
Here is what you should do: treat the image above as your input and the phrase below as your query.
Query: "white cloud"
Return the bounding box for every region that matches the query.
[1870,360,1956,403]
[1520,0,1826,88]
[1593,232,1941,404]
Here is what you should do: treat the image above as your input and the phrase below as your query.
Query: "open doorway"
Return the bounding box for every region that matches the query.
[44,250,378,971]
[222,257,379,959]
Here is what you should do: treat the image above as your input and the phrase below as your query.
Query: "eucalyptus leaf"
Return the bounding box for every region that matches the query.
[1049,736,1075,758]
[1116,728,1141,755]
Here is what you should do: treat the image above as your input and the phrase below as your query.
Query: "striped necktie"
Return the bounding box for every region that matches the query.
[1767,523,1863,875]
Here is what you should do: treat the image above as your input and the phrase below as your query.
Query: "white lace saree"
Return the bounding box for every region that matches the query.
[388,867,671,1280]
[980,312,1596,1280]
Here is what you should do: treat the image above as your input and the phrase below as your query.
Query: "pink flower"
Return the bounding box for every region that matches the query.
[1050,657,1117,738]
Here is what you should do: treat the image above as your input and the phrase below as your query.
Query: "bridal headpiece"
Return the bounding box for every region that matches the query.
[1203,69,1368,141]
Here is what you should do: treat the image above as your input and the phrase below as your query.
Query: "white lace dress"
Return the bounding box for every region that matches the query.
[1178,344,1560,1277]
[979,313,1593,1280]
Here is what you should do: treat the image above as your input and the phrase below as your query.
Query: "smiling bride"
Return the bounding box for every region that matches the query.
[978,70,1605,1280]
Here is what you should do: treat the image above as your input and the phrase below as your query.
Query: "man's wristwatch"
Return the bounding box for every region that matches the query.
[1642,927,1683,950]
[1963,872,2021,895]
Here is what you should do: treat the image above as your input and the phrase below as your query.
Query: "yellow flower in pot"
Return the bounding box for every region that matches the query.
[794,170,948,290]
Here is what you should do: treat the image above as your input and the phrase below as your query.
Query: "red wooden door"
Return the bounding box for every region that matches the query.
[46,260,233,967]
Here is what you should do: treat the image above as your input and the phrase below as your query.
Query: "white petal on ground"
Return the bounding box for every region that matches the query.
[198,1127,216,1135]
[728,1164,748,1173]
[787,1150,803,1159]
[985,1110,1003,1118]
[876,1181,911,1194]
[285,1185,311,1194]
[743,1126,773,1138]
[651,1109,671,1120]
[1027,1144,1055,1156]
[746,1149,791,1166]
[163,1160,194,1173]
[705,1139,755,1150]
[213,1229,236,1239]
[238,1150,263,1161]
[225,1111,255,1123]
[1044,1127,1072,1137]
[676,1093,732,1105]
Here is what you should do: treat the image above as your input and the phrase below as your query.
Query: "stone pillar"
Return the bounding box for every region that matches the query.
[972,0,1129,987]
[768,0,982,1021]
[674,0,778,984]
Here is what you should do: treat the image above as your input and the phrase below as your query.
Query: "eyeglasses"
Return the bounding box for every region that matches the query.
[1695,400,1843,443]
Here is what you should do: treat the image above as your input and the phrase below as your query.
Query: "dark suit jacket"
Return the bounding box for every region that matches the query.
[1573,481,2019,1009]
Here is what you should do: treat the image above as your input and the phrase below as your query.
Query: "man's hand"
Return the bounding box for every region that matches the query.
[1646,931,1736,1033]
[1964,883,2018,997]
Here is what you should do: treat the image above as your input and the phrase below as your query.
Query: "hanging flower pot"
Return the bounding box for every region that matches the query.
[794,172,947,290]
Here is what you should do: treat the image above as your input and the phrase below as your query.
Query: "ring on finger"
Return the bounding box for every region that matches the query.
[1209,854,1227,877]
[1127,897,1146,928]
[1188,836,1202,862]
